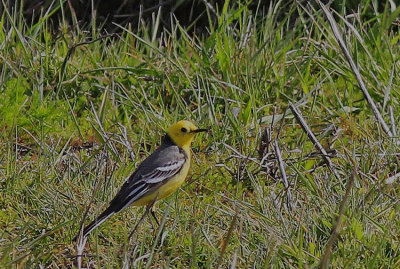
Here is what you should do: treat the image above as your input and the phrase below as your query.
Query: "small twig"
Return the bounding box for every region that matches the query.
[258,107,279,161]
[276,108,288,140]
[75,236,87,269]
[258,122,272,162]
[216,208,238,269]
[223,143,261,165]
[288,102,340,180]
[319,168,356,268]
[389,106,397,137]
[315,0,393,137]
[273,141,293,211]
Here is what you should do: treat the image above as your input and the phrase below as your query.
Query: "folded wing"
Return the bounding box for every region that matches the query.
[79,143,187,238]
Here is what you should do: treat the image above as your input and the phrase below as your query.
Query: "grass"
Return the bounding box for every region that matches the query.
[1,0,400,268]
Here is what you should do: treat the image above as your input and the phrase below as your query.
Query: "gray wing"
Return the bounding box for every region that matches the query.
[108,144,187,212]
[79,143,187,238]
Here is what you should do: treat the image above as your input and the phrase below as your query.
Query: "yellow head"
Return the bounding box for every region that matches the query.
[167,120,208,148]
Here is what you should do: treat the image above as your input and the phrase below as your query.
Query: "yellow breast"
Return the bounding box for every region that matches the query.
[132,147,191,206]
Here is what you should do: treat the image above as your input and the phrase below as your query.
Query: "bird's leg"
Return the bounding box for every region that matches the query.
[150,207,160,226]
[148,193,160,227]
[128,205,151,240]
[128,194,159,239]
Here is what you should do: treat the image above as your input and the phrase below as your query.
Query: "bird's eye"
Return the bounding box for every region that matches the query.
[181,127,187,133]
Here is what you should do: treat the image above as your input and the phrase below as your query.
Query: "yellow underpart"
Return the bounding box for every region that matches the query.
[132,145,191,206]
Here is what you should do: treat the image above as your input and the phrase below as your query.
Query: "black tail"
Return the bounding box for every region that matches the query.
[75,208,115,241]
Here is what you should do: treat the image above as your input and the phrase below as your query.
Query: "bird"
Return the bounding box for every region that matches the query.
[76,120,208,239]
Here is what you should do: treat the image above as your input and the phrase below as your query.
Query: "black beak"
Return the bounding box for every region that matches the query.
[192,128,209,133]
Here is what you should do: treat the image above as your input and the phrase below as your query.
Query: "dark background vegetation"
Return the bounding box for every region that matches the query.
[2,0,385,34]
